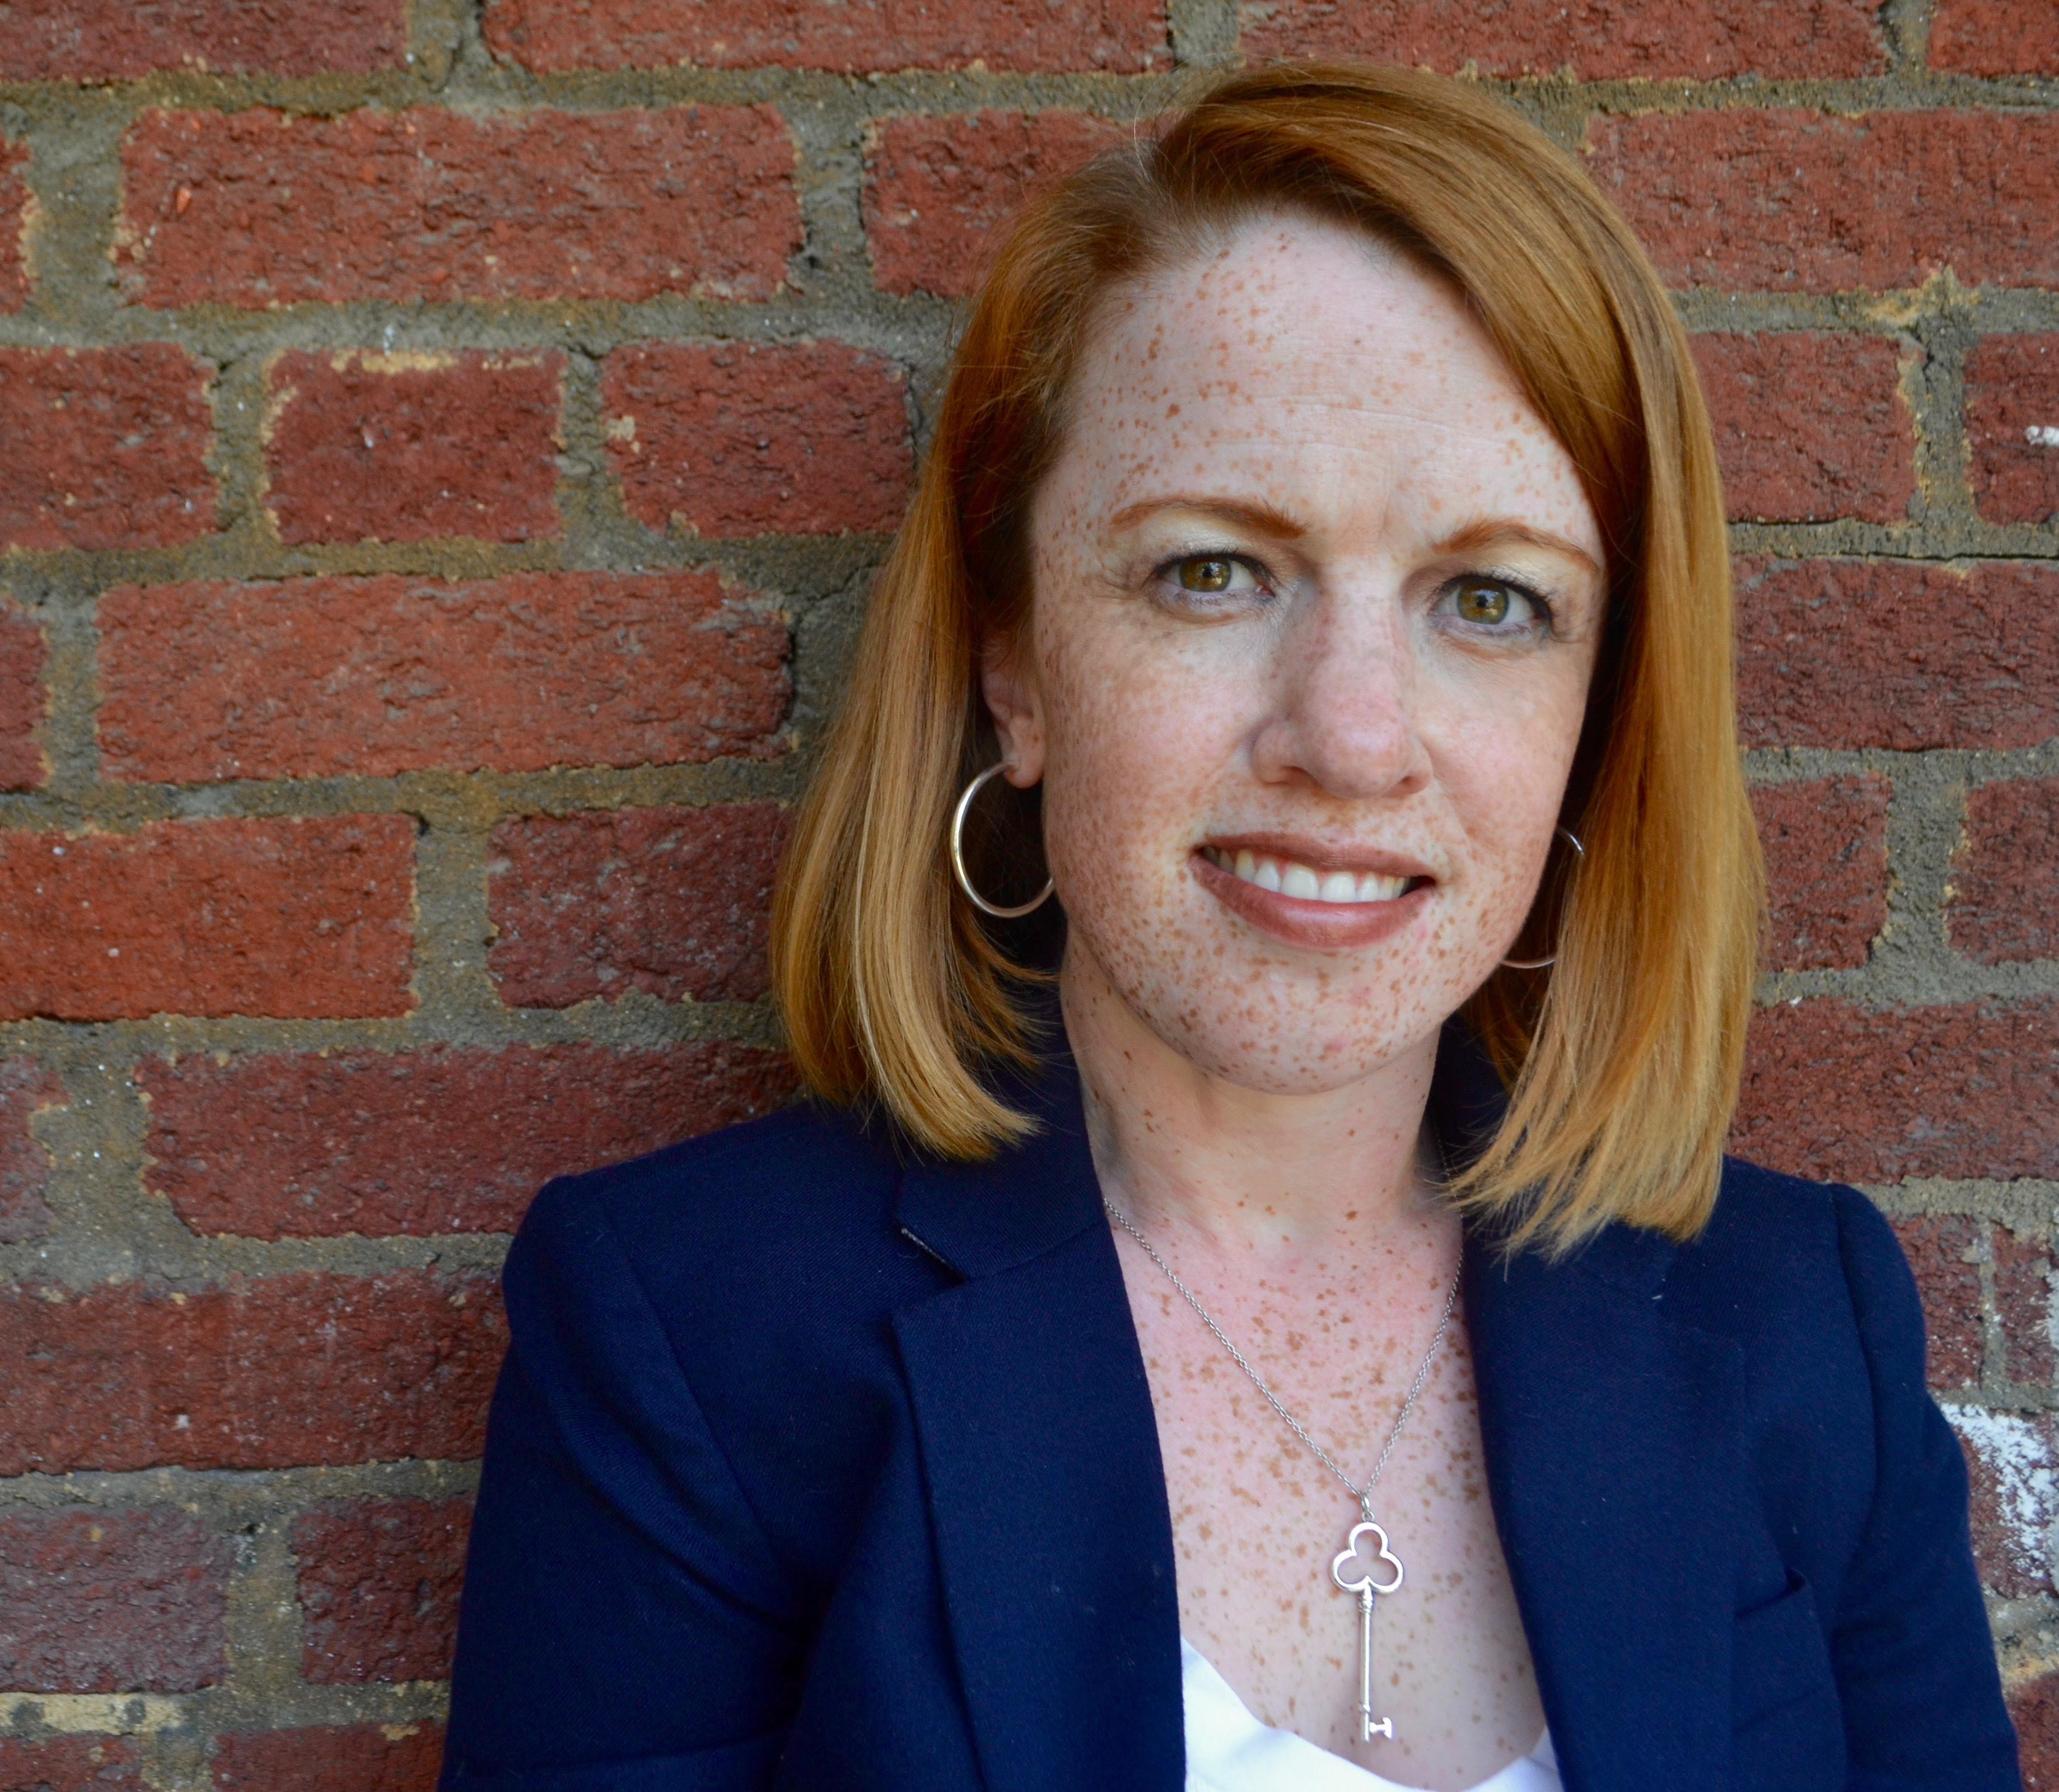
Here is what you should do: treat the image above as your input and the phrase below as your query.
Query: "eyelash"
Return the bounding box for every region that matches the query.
[1147,551,1560,636]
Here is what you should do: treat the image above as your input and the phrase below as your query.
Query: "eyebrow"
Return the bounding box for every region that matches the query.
[1433,518,1603,578]
[1105,496,1309,539]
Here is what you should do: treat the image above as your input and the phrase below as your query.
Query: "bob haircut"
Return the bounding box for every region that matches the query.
[771,61,1763,1251]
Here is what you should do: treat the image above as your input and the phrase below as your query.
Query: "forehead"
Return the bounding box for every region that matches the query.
[1049,214,1597,551]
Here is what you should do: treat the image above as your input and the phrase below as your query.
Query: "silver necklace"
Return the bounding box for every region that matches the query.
[1104,1198,1461,1745]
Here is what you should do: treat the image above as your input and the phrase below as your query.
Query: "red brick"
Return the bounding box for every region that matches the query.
[0,0,404,79]
[488,802,788,1009]
[0,1270,502,1475]
[1891,1217,1984,1389]
[1,140,28,313]
[604,341,909,538]
[1246,0,1884,75]
[0,1736,143,1791]
[0,346,215,553]
[0,818,412,1023]
[0,1061,64,1245]
[1735,559,2059,752]
[1952,1408,2057,1600]
[864,111,1127,299]
[1695,334,1913,522]
[1731,996,2059,1184]
[121,106,799,309]
[295,1497,470,1684]
[1932,0,2059,74]
[1590,110,2059,294]
[212,1724,442,1792]
[481,0,1163,72]
[0,1506,228,1692]
[1750,776,1889,972]
[264,350,561,547]
[99,571,789,784]
[139,1041,797,1238]
[1995,1230,2054,1384]
[2016,1673,2059,1790]
[1965,335,2059,526]
[1950,778,2059,967]
[0,601,47,790]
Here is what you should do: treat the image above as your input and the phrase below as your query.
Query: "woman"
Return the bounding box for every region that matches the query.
[441,63,2017,1792]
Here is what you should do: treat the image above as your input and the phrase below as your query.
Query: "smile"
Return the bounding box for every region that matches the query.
[1200,845,1420,905]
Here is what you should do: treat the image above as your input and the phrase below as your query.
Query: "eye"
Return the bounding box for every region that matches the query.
[1438,573,1550,634]
[1176,555,1251,594]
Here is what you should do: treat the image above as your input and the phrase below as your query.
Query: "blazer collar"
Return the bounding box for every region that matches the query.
[892,1017,1744,1792]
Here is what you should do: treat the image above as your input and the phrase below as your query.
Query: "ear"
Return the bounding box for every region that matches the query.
[980,633,1047,789]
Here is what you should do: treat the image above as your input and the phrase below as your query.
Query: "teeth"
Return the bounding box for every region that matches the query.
[1202,847,1416,905]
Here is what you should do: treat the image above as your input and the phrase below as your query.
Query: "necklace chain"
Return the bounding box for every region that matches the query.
[1103,1199,1461,1519]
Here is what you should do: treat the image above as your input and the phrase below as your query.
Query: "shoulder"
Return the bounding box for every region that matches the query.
[501,1098,948,1444]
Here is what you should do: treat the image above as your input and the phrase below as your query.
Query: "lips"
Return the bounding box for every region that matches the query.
[1191,838,1433,950]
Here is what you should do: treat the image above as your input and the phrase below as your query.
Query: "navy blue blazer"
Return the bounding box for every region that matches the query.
[442,1026,2018,1791]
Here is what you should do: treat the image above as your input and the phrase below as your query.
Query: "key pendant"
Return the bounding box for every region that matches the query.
[1331,1516,1405,1743]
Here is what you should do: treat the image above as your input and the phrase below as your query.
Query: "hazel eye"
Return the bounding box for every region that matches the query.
[1177,555,1240,593]
[1453,577,1512,624]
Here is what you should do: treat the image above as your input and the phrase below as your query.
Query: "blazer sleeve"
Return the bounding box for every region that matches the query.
[440,1177,800,1790]
[1828,1185,2021,1791]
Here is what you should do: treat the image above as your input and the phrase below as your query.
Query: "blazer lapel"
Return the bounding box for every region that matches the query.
[1466,1224,1746,1792]
[891,1054,1185,1792]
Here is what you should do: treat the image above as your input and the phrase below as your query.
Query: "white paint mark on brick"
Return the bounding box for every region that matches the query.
[2026,425,2059,447]
[1943,1402,2057,1590]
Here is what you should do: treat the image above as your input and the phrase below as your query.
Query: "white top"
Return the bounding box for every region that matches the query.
[1182,1638,1562,1792]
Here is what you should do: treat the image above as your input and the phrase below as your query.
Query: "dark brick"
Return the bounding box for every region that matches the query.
[480,0,1165,72]
[1735,559,2059,751]
[1246,0,1885,75]
[1995,1230,2054,1385]
[1,140,27,313]
[0,601,47,791]
[295,1497,470,1684]
[1950,779,2059,967]
[0,1736,144,1791]
[1892,1217,1984,1389]
[212,1724,442,1792]
[1965,335,2059,526]
[1953,1408,2055,1600]
[99,570,789,783]
[864,111,1127,298]
[1731,997,2059,1184]
[1932,0,2059,74]
[604,341,910,538]
[0,1060,64,1245]
[1590,110,2059,293]
[488,802,788,1010]
[0,1271,503,1475]
[121,106,800,307]
[264,350,561,547]
[2016,1671,2059,1789]
[1750,776,1889,971]
[1696,334,1913,523]
[0,1506,229,1693]
[0,818,414,1023]
[140,1041,796,1238]
[0,346,215,553]
[0,0,405,80]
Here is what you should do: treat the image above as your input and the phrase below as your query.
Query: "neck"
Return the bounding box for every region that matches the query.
[1060,944,1446,1264]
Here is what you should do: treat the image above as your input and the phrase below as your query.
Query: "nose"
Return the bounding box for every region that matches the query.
[1246,587,1431,803]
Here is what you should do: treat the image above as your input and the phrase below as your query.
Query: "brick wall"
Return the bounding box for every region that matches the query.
[0,1,2051,1783]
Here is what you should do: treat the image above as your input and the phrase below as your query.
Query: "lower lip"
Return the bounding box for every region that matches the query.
[1191,851,1432,950]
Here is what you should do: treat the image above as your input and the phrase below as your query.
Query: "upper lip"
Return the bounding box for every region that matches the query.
[1197,832,1438,883]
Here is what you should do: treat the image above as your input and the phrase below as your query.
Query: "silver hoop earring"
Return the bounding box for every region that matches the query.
[1501,827,1585,971]
[950,763,1055,919]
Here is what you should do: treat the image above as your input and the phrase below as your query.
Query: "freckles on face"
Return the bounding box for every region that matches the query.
[1020,214,1606,1094]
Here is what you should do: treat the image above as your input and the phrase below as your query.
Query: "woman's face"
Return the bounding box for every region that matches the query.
[987,212,1607,1094]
